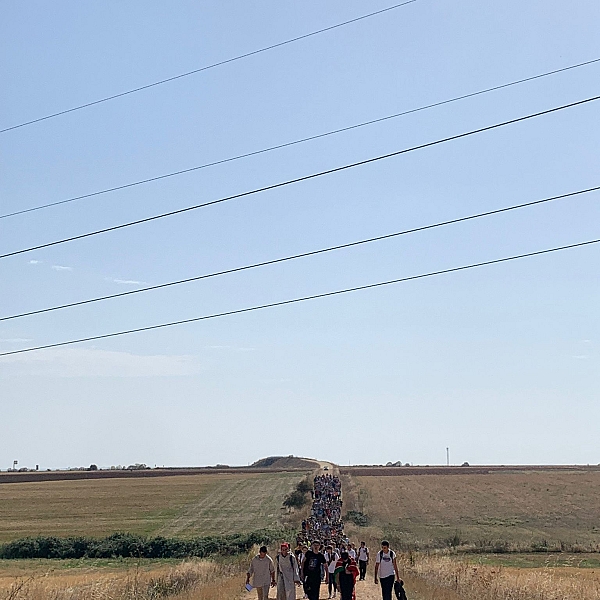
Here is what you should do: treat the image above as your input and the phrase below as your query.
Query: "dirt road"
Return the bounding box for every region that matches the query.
[284,576,430,600]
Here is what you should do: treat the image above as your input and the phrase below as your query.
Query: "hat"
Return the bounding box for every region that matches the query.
[281,543,290,549]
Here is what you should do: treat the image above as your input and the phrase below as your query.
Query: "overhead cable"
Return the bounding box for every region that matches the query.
[2,185,598,323]
[0,1,418,134]
[2,56,599,220]
[1,94,598,262]
[1,238,598,358]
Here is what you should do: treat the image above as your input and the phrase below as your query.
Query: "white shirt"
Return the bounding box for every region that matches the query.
[325,551,339,573]
[348,549,356,559]
[376,550,395,579]
[358,547,369,561]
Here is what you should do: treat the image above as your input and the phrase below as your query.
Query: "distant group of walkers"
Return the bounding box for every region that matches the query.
[298,474,344,547]
[246,471,407,600]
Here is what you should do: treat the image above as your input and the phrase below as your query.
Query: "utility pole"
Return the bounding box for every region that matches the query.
[446,448,449,467]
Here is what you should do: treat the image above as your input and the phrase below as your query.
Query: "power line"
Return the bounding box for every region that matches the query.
[0,1,418,134]
[2,185,598,323]
[3,56,599,220]
[1,94,598,262]
[2,237,598,358]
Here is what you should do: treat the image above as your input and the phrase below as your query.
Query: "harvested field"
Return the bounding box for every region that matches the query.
[0,555,249,600]
[0,471,308,543]
[343,470,600,550]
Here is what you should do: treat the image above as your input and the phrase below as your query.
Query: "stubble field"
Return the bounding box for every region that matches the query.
[0,471,307,542]
[3,466,600,599]
[342,469,600,551]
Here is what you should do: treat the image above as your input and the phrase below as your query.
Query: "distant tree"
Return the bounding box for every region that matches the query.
[283,490,309,508]
[88,464,98,471]
[296,479,312,494]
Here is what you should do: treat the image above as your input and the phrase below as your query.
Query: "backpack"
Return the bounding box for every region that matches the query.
[393,579,407,600]
[277,554,295,572]
[378,550,395,561]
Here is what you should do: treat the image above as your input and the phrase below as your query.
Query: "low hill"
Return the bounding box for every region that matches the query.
[251,456,319,469]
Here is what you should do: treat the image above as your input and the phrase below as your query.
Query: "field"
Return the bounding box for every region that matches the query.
[0,555,250,599]
[2,465,600,599]
[396,553,600,600]
[342,468,600,550]
[0,471,308,542]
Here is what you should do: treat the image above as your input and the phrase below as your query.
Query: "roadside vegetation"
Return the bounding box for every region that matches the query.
[0,531,287,561]
[0,552,250,600]
[398,552,600,600]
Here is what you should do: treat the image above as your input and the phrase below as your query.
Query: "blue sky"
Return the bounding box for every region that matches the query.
[1,0,599,469]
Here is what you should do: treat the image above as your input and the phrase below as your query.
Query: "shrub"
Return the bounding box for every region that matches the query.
[282,477,312,509]
[296,479,312,494]
[0,530,284,560]
[345,511,369,527]
[283,490,309,508]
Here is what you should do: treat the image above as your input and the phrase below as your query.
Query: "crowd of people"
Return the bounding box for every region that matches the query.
[246,472,407,600]
[298,474,344,547]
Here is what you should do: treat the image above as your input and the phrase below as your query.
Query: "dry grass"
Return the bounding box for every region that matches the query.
[0,555,249,600]
[347,471,600,549]
[0,472,306,542]
[398,553,600,600]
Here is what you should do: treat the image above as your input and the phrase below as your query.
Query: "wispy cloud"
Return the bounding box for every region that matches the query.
[573,355,589,360]
[0,338,33,344]
[28,260,42,265]
[51,265,73,272]
[0,348,205,378]
[110,278,145,285]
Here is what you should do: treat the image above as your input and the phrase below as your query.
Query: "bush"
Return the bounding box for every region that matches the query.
[0,530,285,560]
[345,511,369,527]
[283,490,309,508]
[282,477,312,509]
[296,479,312,494]
[445,531,463,548]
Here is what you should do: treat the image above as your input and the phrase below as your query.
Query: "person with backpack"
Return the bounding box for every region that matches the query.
[324,544,339,598]
[334,551,359,600]
[276,543,301,600]
[357,541,369,580]
[301,540,328,600]
[374,541,399,600]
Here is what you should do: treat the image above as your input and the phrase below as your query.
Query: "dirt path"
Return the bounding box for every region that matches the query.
[281,576,428,600]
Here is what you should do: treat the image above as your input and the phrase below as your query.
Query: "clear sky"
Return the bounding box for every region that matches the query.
[1,1,599,469]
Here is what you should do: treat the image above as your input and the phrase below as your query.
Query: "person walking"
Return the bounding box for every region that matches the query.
[324,544,339,598]
[298,544,309,599]
[357,542,369,581]
[247,546,276,600]
[302,540,328,600]
[347,543,357,560]
[334,551,359,600]
[374,541,399,600]
[276,543,301,600]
